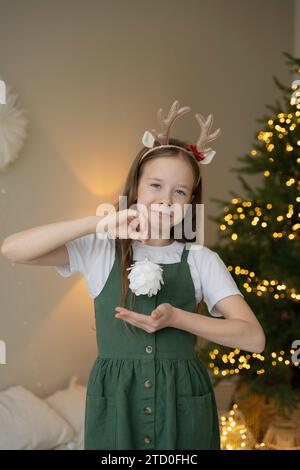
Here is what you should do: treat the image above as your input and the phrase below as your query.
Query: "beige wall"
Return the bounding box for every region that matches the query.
[295,0,300,56]
[0,0,295,396]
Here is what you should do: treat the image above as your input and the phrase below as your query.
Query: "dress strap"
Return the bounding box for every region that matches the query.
[180,243,189,263]
[115,239,122,267]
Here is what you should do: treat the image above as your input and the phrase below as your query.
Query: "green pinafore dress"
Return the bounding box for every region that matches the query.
[84,241,221,450]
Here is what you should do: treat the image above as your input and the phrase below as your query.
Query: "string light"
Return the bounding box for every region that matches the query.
[219,403,258,450]
[225,262,300,301]
[208,348,299,376]
[220,200,299,241]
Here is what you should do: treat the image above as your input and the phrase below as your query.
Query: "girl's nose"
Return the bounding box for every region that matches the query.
[159,203,171,210]
[158,202,172,215]
[159,199,172,207]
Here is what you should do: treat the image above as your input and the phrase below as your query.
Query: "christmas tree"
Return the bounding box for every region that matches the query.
[198,52,300,415]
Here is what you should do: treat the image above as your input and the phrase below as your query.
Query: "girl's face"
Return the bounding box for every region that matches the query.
[136,156,195,240]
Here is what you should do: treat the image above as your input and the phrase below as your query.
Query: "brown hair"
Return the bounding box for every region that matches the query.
[112,137,203,336]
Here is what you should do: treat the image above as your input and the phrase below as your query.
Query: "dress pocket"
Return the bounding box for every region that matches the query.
[84,395,117,450]
[176,392,214,450]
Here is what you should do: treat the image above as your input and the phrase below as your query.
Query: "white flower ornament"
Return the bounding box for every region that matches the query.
[126,257,164,297]
[0,78,29,172]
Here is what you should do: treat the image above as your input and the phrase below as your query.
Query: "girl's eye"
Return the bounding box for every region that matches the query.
[149,183,186,196]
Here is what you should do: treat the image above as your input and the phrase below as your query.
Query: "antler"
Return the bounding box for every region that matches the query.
[150,100,191,145]
[195,113,221,152]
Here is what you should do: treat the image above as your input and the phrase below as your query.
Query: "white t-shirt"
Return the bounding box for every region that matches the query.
[55,234,244,318]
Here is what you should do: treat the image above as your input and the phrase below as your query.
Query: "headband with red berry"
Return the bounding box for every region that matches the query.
[140,100,221,186]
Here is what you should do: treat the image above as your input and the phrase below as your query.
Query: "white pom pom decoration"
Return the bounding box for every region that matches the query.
[127,257,164,297]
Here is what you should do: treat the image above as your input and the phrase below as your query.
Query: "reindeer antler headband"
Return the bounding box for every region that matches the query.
[140,100,221,186]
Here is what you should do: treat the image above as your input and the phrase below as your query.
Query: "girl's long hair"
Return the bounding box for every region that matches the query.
[111,137,203,336]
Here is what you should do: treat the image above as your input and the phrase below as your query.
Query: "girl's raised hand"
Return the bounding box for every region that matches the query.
[96,208,149,243]
[114,303,176,333]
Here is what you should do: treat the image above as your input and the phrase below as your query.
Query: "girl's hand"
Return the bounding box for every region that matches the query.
[96,208,148,243]
[114,303,176,333]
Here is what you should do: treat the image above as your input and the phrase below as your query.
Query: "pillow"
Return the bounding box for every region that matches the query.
[0,385,75,450]
[52,441,77,450]
[46,376,87,450]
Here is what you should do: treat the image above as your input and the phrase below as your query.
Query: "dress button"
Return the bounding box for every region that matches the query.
[144,436,152,444]
[145,345,153,354]
[144,406,152,414]
[144,379,152,388]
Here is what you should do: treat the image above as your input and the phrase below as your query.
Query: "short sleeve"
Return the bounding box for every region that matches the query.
[55,233,97,278]
[54,233,115,299]
[55,233,112,278]
[200,249,244,318]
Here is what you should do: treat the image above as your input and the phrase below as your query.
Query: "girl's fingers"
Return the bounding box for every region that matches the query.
[127,209,139,219]
[124,209,139,223]
[137,211,149,241]
[128,212,149,242]
[128,230,141,240]
[118,209,139,225]
[128,217,139,238]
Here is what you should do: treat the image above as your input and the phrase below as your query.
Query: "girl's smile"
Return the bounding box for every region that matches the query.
[151,209,173,219]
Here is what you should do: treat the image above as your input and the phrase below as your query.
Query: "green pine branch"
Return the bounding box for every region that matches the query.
[204,51,300,416]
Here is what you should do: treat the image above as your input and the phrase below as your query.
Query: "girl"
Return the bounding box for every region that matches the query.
[1,100,265,451]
